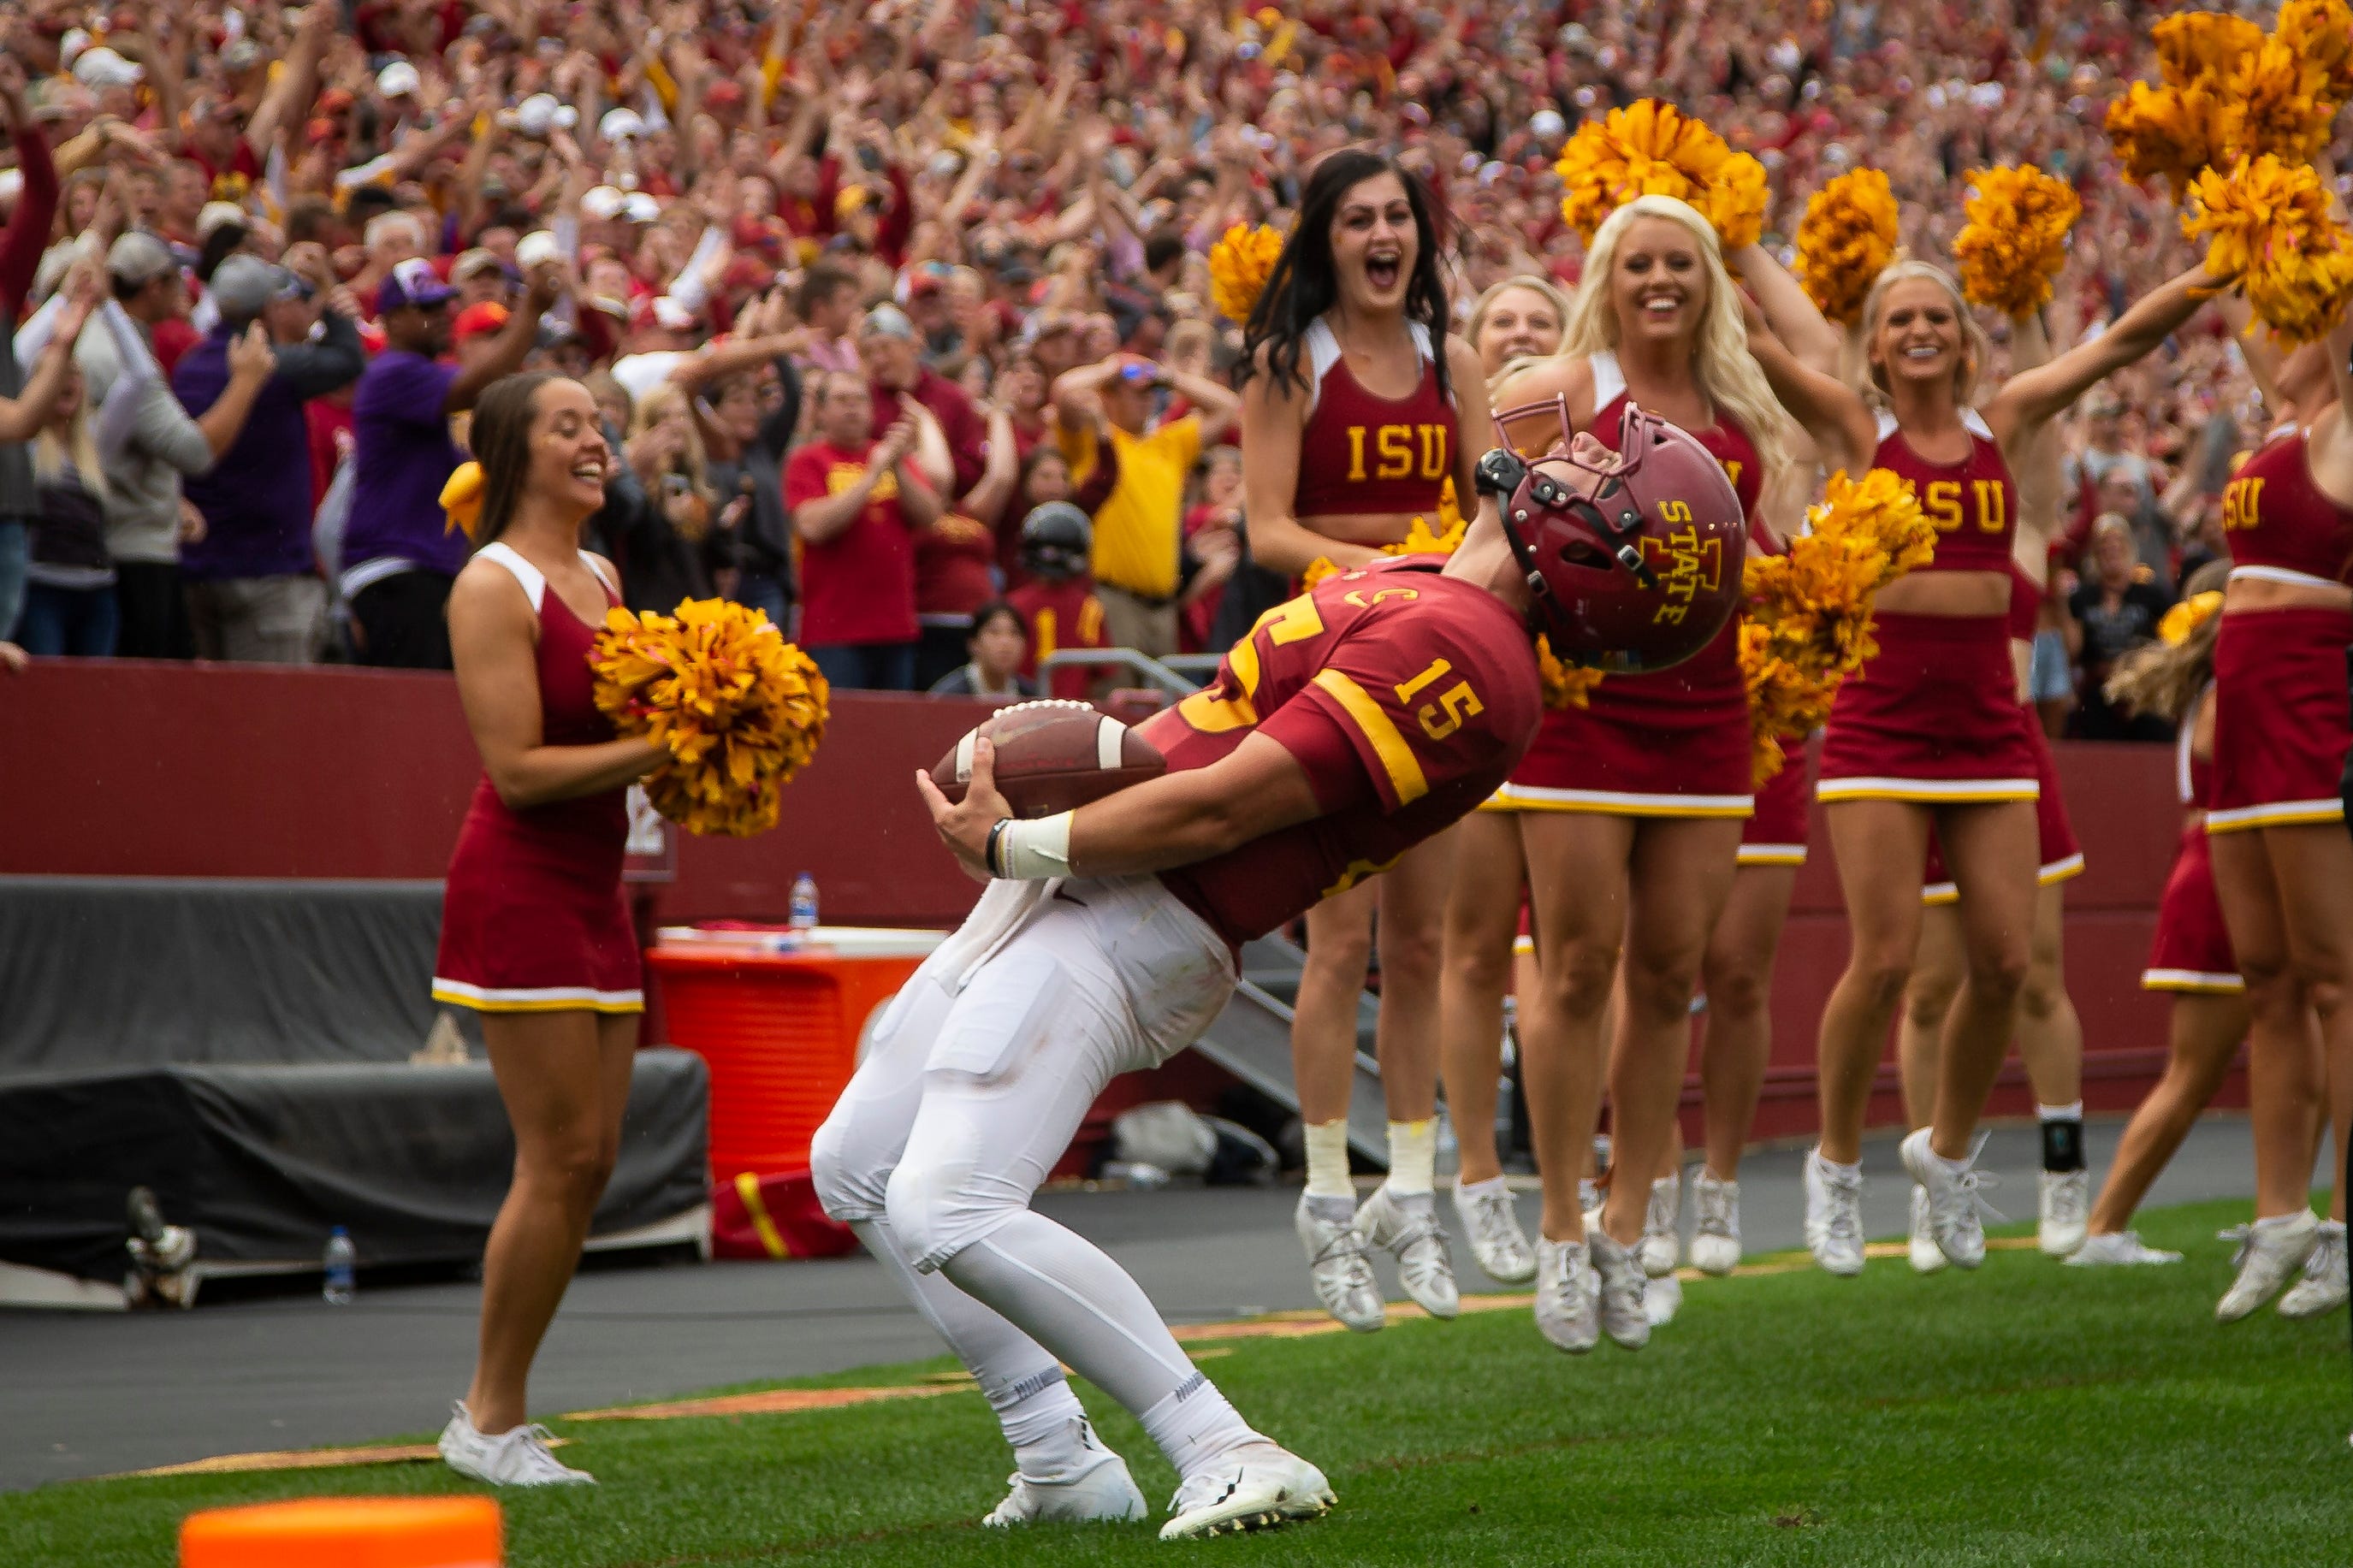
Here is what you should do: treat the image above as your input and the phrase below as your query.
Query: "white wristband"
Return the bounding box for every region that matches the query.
[993,812,1075,880]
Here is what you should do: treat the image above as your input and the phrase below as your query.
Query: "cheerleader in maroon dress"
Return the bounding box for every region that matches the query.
[1804,258,2215,1278]
[2072,590,2252,1266]
[428,373,668,1487]
[1235,150,1498,1333]
[2200,323,2353,1320]
[1484,195,1876,1352]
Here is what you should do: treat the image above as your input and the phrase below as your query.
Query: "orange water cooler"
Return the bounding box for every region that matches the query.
[645,926,945,1180]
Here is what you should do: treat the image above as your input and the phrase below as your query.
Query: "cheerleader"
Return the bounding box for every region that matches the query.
[1485,196,1873,1352]
[2202,319,2353,1322]
[1805,259,2214,1276]
[1437,275,1571,1289]
[428,372,668,1485]
[1895,312,2093,1264]
[2068,572,2281,1274]
[1235,148,1497,1332]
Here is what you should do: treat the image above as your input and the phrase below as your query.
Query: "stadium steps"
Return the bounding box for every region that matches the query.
[1204,936,1386,1166]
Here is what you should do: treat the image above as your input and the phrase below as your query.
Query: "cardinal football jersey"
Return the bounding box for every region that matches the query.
[1139,558,1542,945]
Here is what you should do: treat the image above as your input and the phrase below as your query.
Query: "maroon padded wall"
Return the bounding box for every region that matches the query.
[3,660,2220,1139]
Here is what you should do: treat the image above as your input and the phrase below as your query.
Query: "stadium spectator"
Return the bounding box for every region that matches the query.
[859,304,986,499]
[82,234,274,660]
[2068,514,2176,742]
[924,599,1034,701]
[14,286,104,655]
[0,55,54,647]
[174,257,366,664]
[341,258,562,669]
[1050,352,1239,659]
[784,369,941,691]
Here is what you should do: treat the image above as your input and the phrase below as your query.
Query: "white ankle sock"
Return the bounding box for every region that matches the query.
[2254,1210,2311,1234]
[1140,1373,1260,1478]
[1303,1120,1354,1199]
[1812,1149,1860,1176]
[997,1372,1088,1477]
[1457,1173,1508,1201]
[1386,1119,1437,1197]
[2036,1101,2083,1122]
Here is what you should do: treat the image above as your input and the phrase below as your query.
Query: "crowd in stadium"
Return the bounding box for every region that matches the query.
[0,0,2275,740]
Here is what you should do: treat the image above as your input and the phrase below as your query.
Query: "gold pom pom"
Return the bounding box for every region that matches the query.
[1953,166,2080,317]
[441,461,485,540]
[590,599,830,837]
[2153,11,2263,88]
[1209,222,1286,325]
[2159,589,2226,646]
[1301,557,1342,589]
[1739,469,1936,784]
[1537,635,1604,710]
[2220,39,2338,165]
[2183,154,2353,344]
[2106,80,2235,201]
[1793,168,1900,325]
[1554,99,1768,251]
[2277,0,2353,104]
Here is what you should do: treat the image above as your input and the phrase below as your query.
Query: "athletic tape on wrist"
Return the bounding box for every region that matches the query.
[995,812,1076,879]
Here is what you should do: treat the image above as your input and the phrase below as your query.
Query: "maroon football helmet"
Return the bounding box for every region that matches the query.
[1473,397,1747,674]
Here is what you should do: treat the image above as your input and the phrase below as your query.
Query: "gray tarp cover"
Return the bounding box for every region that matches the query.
[0,1056,709,1282]
[0,879,709,1283]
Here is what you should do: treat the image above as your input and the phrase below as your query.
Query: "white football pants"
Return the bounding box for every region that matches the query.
[811,876,1248,1448]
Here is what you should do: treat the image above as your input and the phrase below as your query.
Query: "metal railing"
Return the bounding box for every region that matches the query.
[1037,647,1216,698]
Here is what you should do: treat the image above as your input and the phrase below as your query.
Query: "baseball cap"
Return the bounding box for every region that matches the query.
[197,201,250,242]
[209,256,304,322]
[107,231,178,287]
[378,257,458,312]
[622,192,662,224]
[376,61,422,99]
[514,231,564,270]
[451,247,511,282]
[580,186,627,222]
[452,301,510,345]
[599,107,647,142]
[72,45,143,89]
[858,303,917,340]
[501,93,578,139]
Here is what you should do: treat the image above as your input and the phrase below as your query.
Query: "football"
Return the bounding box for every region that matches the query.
[930,701,1166,819]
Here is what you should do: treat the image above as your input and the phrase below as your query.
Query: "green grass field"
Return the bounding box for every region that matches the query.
[9,1198,2352,1567]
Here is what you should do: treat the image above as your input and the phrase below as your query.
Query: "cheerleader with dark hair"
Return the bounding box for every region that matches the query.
[428,371,667,1486]
[1233,147,1497,1334]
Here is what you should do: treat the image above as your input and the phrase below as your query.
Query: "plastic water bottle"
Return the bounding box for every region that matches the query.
[322,1228,356,1306]
[789,873,819,932]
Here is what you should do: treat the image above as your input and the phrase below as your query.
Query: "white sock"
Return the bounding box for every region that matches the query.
[2036,1101,2083,1122]
[1456,1172,1509,1201]
[1812,1148,1860,1176]
[1386,1119,1437,1197]
[1140,1373,1262,1479]
[2254,1210,2311,1233]
[997,1371,1089,1478]
[1303,1119,1353,1200]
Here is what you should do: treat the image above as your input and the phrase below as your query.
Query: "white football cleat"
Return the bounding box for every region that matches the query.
[1900,1128,2000,1270]
[1638,1173,1681,1277]
[2215,1210,2320,1323]
[1687,1171,1740,1276]
[1532,1236,1599,1353]
[2065,1230,2183,1267]
[2277,1220,2348,1319]
[2038,1169,2090,1257]
[1295,1193,1384,1333]
[1643,1269,1683,1327]
[1586,1228,1651,1350]
[438,1401,593,1487]
[1353,1184,1459,1319]
[1159,1443,1334,1541]
[983,1421,1147,1527]
[1452,1178,1536,1285]
[1804,1148,1866,1277]
[1907,1186,1948,1275]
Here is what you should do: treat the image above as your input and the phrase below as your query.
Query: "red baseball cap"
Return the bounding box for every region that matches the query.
[451,302,509,346]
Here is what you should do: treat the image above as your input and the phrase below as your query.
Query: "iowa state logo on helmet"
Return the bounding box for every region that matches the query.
[1477,399,1745,674]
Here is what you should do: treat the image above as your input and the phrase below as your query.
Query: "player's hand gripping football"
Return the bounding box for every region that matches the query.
[916,737,1014,882]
